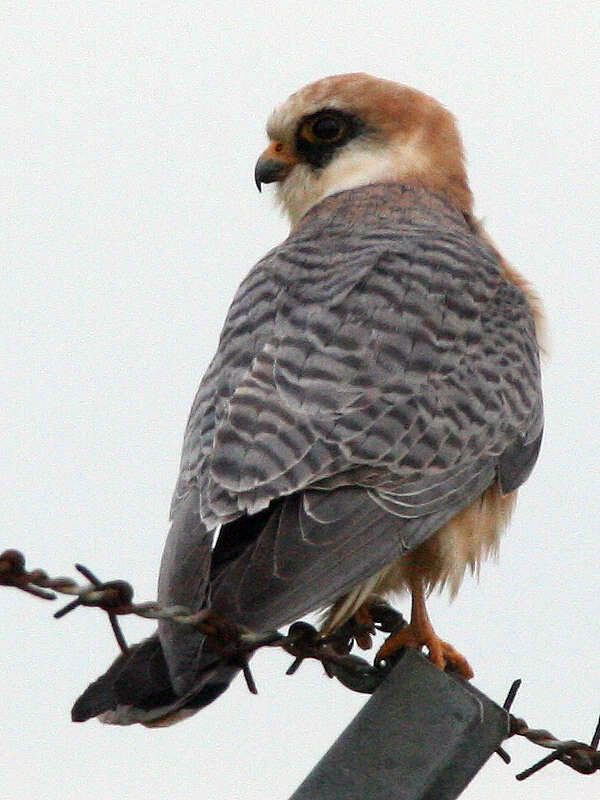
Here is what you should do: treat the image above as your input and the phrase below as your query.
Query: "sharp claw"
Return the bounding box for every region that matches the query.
[375,626,474,680]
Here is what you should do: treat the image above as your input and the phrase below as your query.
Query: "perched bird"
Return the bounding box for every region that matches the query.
[73,73,543,726]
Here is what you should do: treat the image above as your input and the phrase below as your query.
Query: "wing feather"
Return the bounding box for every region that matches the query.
[158,184,542,690]
[173,183,542,538]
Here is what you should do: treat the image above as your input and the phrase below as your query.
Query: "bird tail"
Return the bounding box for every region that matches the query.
[71,634,240,726]
[72,487,237,726]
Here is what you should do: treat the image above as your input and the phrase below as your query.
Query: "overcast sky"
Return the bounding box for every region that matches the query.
[2,3,599,799]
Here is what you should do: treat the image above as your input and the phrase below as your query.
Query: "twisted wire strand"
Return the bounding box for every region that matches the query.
[2,548,598,781]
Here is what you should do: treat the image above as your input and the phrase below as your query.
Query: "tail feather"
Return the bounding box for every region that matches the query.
[157,487,213,695]
[72,634,238,726]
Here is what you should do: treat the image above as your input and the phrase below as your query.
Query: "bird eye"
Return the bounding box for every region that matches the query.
[312,115,344,141]
[295,109,362,169]
[301,114,346,144]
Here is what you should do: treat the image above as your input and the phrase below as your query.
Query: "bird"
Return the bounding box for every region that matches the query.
[72,73,543,726]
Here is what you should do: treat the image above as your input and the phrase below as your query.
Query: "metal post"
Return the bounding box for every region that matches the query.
[288,650,509,800]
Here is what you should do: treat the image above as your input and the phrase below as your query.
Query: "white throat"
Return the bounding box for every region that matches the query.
[276,136,429,226]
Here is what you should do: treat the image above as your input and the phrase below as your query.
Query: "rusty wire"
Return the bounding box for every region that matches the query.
[495,676,600,781]
[504,677,600,781]
[2,548,599,783]
[0,548,396,694]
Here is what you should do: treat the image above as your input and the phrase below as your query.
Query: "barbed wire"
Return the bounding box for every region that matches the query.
[0,547,396,694]
[2,548,599,782]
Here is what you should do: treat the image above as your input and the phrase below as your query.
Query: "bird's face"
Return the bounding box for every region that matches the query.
[255,73,472,226]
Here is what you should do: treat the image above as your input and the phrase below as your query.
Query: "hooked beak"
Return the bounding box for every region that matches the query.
[254,141,298,192]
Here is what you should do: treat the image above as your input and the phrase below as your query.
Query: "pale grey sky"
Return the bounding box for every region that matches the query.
[2,3,599,798]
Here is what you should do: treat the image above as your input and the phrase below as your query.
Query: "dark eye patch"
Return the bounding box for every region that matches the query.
[295,108,365,169]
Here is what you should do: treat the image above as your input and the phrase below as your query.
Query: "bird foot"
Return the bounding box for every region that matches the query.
[324,599,407,654]
[375,623,474,679]
[352,604,377,650]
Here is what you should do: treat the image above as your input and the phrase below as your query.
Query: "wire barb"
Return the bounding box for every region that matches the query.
[502,678,522,711]
[590,716,600,752]
[505,683,600,780]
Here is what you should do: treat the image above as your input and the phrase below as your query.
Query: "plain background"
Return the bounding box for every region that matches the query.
[2,3,598,798]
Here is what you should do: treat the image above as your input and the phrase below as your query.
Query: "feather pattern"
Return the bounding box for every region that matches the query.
[73,77,544,726]
[173,184,541,532]
[156,184,542,689]
[74,183,543,724]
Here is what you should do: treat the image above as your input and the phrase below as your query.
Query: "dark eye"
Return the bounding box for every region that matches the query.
[300,113,346,144]
[311,115,344,142]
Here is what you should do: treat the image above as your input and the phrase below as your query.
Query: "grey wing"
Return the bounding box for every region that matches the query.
[202,223,542,520]
[169,256,283,525]
[160,189,542,685]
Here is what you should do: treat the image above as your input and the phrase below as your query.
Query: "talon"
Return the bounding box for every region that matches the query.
[375,624,473,679]
[323,603,377,654]
[354,604,376,650]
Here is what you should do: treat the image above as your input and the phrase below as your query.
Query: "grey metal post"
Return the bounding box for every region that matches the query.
[288,650,509,800]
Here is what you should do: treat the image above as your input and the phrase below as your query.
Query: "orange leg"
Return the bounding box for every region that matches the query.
[375,577,474,679]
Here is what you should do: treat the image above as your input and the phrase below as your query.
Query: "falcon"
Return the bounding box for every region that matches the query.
[73,73,543,726]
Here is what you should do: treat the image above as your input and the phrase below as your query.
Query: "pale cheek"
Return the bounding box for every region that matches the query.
[276,154,396,224]
[320,151,397,197]
[276,165,325,225]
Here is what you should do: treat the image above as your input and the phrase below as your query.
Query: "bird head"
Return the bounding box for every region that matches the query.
[255,73,473,225]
